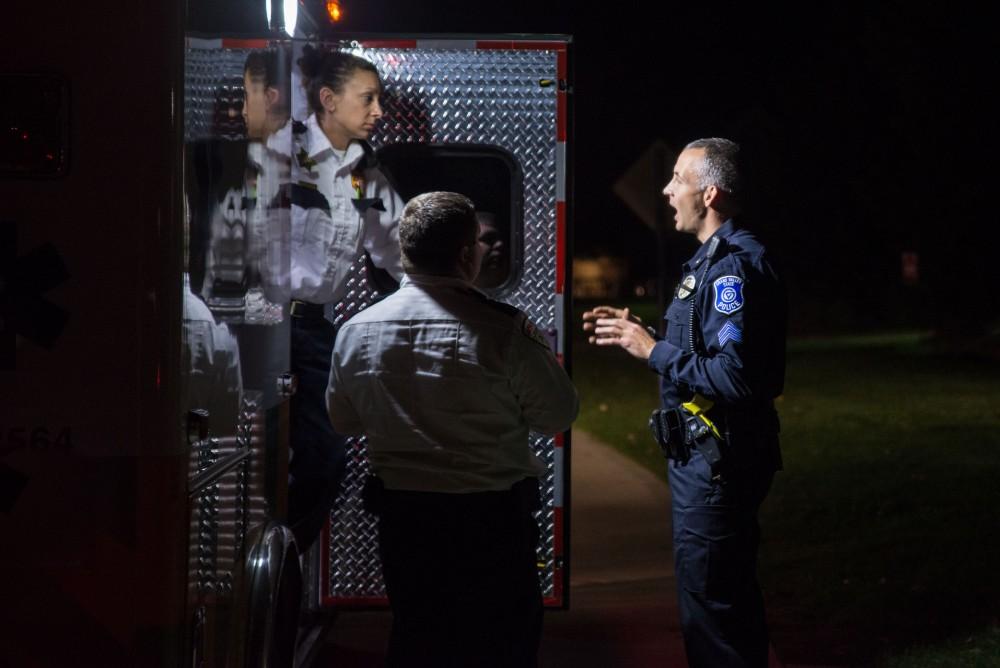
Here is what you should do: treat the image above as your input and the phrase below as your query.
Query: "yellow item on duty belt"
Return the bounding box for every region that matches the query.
[682,394,722,441]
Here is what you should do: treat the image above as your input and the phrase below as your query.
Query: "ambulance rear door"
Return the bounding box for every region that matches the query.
[301,35,574,612]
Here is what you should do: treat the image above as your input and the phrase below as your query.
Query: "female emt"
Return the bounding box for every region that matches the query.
[242,48,292,320]
[286,45,404,553]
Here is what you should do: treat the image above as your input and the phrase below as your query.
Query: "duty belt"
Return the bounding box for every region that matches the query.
[649,393,724,467]
[289,300,325,319]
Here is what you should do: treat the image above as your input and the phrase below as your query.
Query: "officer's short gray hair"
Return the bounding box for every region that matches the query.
[685,137,742,197]
[400,191,478,275]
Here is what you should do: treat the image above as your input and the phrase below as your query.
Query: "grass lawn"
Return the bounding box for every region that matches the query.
[571,300,1000,667]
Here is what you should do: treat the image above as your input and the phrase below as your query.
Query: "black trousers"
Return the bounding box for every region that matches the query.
[365,477,544,668]
[288,314,347,553]
[669,450,775,668]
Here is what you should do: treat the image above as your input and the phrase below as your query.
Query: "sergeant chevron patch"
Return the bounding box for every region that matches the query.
[718,320,743,347]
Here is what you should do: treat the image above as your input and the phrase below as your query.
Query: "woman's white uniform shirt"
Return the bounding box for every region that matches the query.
[291,114,403,305]
[246,120,292,304]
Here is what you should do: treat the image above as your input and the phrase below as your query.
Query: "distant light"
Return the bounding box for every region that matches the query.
[326,0,343,22]
[901,251,919,285]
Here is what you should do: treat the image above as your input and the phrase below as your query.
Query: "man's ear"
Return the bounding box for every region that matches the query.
[702,184,721,209]
[457,242,478,279]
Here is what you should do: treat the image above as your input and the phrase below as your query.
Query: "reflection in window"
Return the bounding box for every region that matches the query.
[475,211,509,290]
[376,143,522,295]
[182,43,294,422]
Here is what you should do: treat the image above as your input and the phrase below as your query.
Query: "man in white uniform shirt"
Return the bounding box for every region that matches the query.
[182,273,243,437]
[327,192,578,668]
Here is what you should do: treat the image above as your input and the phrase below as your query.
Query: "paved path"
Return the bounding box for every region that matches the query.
[311,429,786,667]
[538,429,686,667]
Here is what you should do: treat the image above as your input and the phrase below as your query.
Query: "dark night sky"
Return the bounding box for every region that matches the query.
[204,0,996,333]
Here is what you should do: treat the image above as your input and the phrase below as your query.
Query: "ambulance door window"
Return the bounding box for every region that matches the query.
[375,143,523,295]
[1,75,70,178]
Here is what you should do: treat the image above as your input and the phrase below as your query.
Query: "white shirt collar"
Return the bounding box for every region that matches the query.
[401,273,485,296]
[247,119,293,170]
[305,114,365,168]
[266,119,293,157]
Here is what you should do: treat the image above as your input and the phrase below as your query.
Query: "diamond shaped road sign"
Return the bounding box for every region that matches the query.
[612,139,676,230]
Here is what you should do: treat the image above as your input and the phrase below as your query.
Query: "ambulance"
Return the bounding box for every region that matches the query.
[0,1,571,665]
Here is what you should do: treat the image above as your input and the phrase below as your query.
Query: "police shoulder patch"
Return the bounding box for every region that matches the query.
[713,275,745,315]
[520,314,552,350]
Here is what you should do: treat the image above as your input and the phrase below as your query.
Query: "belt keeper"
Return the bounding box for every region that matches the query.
[289,300,325,318]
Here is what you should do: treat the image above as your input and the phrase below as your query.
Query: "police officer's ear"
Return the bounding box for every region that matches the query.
[702,184,721,210]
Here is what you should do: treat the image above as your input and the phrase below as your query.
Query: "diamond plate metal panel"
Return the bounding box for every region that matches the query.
[182,39,568,606]
[321,43,565,604]
[185,46,254,141]
[368,47,560,328]
[184,391,273,666]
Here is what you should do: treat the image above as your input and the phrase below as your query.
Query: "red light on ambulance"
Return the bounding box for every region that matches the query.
[326,0,343,22]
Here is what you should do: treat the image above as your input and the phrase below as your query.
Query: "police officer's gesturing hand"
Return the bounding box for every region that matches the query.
[582,306,657,361]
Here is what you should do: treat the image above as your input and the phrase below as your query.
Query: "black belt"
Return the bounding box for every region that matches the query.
[289,300,325,319]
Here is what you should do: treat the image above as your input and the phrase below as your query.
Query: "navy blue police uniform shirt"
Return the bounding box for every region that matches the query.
[648,220,786,467]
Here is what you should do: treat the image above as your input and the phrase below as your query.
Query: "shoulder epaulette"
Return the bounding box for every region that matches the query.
[709,235,731,259]
[470,292,551,348]
[467,287,520,316]
[485,297,521,318]
[291,183,330,213]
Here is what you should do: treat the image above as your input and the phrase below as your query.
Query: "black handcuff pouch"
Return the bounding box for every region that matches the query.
[648,406,724,468]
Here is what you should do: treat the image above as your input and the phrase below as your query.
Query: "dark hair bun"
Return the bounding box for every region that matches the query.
[297,43,324,82]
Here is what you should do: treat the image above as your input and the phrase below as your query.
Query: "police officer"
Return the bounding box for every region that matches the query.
[286,45,405,553]
[583,138,785,668]
[327,192,579,668]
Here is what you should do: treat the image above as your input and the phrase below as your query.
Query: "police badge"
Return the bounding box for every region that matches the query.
[676,274,697,300]
[713,275,745,315]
